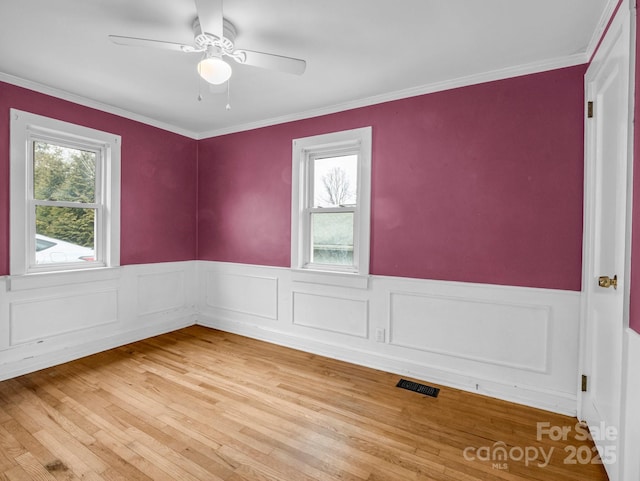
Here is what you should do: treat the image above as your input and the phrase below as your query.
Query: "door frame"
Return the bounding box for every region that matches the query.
[578,1,634,479]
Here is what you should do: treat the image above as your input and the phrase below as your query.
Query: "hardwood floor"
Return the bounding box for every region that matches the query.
[0,326,608,480]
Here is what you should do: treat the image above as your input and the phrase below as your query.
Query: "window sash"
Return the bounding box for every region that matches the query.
[25,134,106,272]
[28,133,104,205]
[303,206,358,272]
[307,149,359,209]
[27,203,104,271]
[301,148,361,272]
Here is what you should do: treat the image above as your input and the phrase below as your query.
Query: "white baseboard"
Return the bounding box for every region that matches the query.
[0,315,196,381]
[197,313,577,415]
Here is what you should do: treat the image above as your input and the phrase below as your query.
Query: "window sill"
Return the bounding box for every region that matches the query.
[291,268,369,289]
[7,266,121,292]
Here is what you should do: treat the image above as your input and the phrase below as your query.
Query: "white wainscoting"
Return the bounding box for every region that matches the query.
[0,259,584,416]
[622,328,640,480]
[0,261,197,381]
[197,261,582,415]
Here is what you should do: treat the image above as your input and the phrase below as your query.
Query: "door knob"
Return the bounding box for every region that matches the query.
[598,275,617,289]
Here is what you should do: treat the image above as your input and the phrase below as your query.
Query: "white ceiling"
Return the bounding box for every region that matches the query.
[0,0,613,138]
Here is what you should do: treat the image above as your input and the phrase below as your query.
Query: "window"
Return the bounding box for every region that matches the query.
[291,127,372,278]
[10,109,120,275]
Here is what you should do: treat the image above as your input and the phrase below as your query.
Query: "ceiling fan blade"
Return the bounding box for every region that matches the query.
[194,0,223,38]
[109,35,196,53]
[234,49,306,75]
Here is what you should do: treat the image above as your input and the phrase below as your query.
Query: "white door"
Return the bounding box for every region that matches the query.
[581,5,631,481]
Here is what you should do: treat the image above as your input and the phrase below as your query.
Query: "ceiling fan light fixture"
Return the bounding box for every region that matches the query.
[197,48,232,85]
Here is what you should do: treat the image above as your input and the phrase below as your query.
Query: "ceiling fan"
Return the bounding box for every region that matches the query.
[108,0,306,86]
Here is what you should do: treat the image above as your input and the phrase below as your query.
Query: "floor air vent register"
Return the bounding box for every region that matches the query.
[396,379,440,398]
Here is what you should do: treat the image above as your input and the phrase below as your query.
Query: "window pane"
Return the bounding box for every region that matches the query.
[33,141,96,202]
[34,206,95,264]
[312,155,357,208]
[311,212,354,265]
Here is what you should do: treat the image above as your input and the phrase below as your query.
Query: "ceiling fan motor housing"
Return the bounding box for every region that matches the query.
[193,18,237,54]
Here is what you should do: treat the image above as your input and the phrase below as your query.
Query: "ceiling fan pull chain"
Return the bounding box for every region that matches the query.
[225,79,231,110]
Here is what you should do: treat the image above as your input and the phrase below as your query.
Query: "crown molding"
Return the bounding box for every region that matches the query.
[0,72,199,139]
[196,53,588,139]
[584,0,625,62]
[1,50,588,143]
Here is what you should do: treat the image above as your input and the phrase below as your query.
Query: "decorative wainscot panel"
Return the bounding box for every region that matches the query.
[10,289,119,346]
[138,270,187,317]
[388,291,549,373]
[204,270,278,321]
[292,291,368,338]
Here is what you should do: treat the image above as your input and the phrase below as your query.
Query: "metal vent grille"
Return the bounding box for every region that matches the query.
[396,379,439,398]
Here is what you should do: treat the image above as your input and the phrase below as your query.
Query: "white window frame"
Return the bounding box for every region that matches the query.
[10,109,121,276]
[291,127,371,282]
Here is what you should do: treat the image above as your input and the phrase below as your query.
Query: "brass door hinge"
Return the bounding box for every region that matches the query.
[587,101,594,118]
[581,374,588,392]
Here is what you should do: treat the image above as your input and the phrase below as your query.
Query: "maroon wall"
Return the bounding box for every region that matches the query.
[198,66,586,291]
[0,67,588,293]
[0,81,198,273]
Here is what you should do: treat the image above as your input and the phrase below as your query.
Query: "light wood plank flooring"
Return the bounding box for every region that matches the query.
[0,326,608,480]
